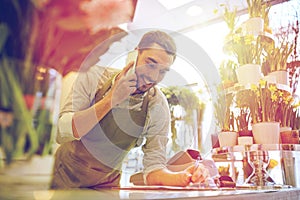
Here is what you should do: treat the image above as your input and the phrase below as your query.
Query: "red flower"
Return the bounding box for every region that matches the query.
[29,0,135,76]
[80,0,136,33]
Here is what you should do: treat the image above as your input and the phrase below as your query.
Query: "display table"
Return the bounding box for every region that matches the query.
[1,172,300,199]
[1,145,300,199]
[211,144,300,187]
[25,187,300,200]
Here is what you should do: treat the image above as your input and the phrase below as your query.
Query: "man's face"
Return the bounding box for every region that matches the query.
[135,43,174,93]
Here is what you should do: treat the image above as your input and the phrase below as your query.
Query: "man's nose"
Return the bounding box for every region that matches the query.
[147,69,160,83]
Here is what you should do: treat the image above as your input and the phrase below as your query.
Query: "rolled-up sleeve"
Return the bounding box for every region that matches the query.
[142,88,170,179]
[56,112,75,144]
[56,65,115,144]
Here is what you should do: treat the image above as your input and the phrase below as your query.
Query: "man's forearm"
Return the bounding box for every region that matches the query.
[72,92,113,138]
[146,168,192,187]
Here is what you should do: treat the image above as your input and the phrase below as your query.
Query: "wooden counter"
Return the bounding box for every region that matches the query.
[1,173,300,199]
[33,187,300,200]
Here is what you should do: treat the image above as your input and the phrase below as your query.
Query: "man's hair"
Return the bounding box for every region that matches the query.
[137,30,177,61]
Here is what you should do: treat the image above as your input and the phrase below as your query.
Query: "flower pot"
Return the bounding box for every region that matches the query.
[268,70,289,85]
[241,17,264,36]
[263,74,276,84]
[280,126,292,132]
[279,127,292,143]
[252,122,280,144]
[238,136,253,145]
[238,130,253,137]
[280,130,299,144]
[218,131,238,147]
[236,64,262,86]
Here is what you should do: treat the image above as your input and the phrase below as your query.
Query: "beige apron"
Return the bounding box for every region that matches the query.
[51,75,148,189]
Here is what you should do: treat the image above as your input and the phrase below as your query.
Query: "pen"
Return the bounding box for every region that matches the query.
[193,155,216,188]
[194,154,201,170]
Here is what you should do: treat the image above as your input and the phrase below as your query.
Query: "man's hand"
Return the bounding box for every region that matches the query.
[146,162,210,187]
[185,162,210,183]
[109,61,137,106]
[146,168,192,187]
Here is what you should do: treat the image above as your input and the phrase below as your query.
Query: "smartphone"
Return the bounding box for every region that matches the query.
[125,50,138,76]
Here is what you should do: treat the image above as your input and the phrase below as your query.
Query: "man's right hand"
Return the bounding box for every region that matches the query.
[146,168,193,187]
[109,61,137,107]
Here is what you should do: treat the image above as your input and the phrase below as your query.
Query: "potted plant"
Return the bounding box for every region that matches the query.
[262,35,294,85]
[234,107,252,136]
[275,92,296,129]
[235,88,257,144]
[290,106,300,132]
[287,19,300,94]
[219,59,238,88]
[215,4,239,42]
[224,32,264,86]
[263,20,297,86]
[280,104,300,144]
[0,2,48,164]
[248,80,283,144]
[234,108,254,145]
[246,0,268,18]
[243,0,271,35]
[0,58,58,164]
[219,2,273,87]
[214,86,237,147]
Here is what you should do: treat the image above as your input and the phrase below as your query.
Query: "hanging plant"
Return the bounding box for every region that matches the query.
[161,86,205,152]
[161,86,202,125]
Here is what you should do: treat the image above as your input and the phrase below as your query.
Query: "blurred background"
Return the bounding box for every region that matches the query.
[0,0,299,197]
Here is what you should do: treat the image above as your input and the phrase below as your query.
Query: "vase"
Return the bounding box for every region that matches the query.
[236,64,262,86]
[252,122,280,144]
[244,150,275,186]
[238,136,253,145]
[280,126,292,132]
[241,17,264,36]
[279,127,292,143]
[268,70,289,85]
[263,74,276,84]
[280,130,299,144]
[218,131,238,147]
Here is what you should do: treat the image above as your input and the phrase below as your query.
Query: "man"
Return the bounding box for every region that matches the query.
[50,30,209,189]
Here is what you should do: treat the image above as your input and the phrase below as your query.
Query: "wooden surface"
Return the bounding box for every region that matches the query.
[1,153,299,200]
[1,174,300,200]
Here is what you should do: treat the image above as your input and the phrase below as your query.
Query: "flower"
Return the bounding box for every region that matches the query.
[219,59,238,88]
[214,86,235,131]
[262,43,294,74]
[290,105,300,130]
[224,33,263,66]
[235,80,278,124]
[250,80,281,123]
[81,0,135,33]
[0,0,136,164]
[238,79,296,126]
[246,0,271,19]
[215,4,238,35]
[234,107,252,134]
[276,93,299,128]
[262,21,296,75]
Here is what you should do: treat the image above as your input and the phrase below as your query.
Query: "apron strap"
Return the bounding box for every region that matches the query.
[94,73,118,103]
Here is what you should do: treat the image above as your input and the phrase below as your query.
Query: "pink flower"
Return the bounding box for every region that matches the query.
[81,0,135,33]
[30,0,134,75]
